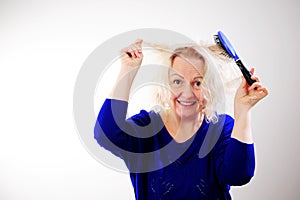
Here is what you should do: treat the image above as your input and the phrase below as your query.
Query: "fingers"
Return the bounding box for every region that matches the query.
[135,39,143,45]
[249,78,260,91]
[238,76,247,90]
[235,67,269,108]
[123,39,143,58]
[248,68,261,91]
[250,67,255,75]
[247,76,269,102]
[249,82,268,95]
[248,81,261,91]
[242,67,269,98]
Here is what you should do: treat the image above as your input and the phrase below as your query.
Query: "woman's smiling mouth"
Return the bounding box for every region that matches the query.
[177,100,197,106]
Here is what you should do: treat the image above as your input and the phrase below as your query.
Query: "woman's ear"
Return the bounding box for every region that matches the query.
[201,96,207,107]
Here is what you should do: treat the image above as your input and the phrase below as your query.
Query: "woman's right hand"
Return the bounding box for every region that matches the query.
[109,39,144,101]
[120,39,144,68]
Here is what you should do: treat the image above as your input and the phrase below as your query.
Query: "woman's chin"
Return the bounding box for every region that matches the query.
[175,106,199,120]
[169,100,201,120]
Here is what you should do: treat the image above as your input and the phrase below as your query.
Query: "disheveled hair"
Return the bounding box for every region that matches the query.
[152,44,227,123]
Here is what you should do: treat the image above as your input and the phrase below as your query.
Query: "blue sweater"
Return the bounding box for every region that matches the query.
[94,99,255,200]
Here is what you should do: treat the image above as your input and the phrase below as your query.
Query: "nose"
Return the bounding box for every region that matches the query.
[180,82,194,99]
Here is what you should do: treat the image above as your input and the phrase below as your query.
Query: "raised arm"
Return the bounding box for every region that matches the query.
[109,39,144,101]
[231,68,269,143]
[94,39,144,159]
[214,69,268,186]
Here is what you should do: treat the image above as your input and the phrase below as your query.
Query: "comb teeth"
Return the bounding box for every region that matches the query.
[213,34,221,45]
[213,35,232,59]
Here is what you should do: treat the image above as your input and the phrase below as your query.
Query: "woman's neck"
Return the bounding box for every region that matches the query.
[163,109,203,143]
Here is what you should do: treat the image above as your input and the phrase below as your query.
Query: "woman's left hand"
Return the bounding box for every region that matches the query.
[234,68,269,111]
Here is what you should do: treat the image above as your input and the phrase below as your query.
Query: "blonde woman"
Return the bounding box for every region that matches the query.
[94,39,268,199]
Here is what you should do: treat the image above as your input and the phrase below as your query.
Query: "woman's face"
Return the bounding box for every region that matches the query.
[169,56,206,121]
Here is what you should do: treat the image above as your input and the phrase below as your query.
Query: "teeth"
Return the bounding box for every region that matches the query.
[178,101,196,106]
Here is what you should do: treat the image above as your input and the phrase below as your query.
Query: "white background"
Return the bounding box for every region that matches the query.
[1,0,299,199]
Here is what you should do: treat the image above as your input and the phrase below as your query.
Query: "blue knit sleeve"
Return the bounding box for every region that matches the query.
[214,115,255,186]
[94,98,162,160]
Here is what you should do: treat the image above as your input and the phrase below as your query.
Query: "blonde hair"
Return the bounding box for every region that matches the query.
[152,44,227,123]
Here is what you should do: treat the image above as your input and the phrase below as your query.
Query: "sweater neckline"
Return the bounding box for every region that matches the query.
[155,111,209,145]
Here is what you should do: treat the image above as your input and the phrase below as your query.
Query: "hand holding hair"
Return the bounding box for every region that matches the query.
[109,39,144,101]
[120,39,144,69]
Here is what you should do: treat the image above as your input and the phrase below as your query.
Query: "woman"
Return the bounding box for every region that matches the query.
[94,39,268,199]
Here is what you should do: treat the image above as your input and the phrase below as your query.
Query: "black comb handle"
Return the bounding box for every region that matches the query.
[235,59,256,86]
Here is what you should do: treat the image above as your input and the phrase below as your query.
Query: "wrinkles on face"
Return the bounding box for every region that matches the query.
[169,57,205,120]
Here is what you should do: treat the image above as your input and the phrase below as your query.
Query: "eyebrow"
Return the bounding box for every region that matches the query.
[170,72,203,80]
[170,72,184,79]
[193,76,204,80]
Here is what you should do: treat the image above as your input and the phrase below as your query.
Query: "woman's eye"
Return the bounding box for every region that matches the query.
[194,81,201,87]
[173,80,181,85]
